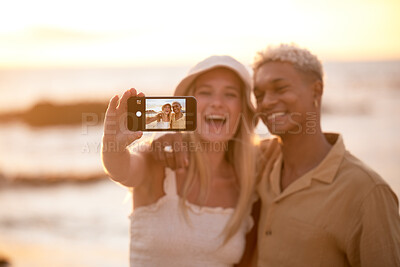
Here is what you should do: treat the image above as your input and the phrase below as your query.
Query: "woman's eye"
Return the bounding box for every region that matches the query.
[226,92,238,98]
[197,90,211,95]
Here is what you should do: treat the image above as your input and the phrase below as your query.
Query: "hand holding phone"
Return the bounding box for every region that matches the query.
[103,88,144,153]
[127,96,197,131]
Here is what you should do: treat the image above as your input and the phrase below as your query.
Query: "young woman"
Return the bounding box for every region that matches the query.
[145,103,171,129]
[101,55,257,266]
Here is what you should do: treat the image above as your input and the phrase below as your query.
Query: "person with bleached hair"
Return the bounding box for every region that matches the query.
[170,101,186,129]
[253,43,400,267]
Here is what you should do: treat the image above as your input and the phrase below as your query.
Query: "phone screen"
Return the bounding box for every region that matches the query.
[127,96,197,131]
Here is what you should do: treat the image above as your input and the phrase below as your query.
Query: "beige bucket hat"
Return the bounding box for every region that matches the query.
[174,55,256,113]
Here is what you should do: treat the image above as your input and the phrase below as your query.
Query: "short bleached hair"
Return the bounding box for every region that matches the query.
[253,43,324,82]
[172,101,181,107]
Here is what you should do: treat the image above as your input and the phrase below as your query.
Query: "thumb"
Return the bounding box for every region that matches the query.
[127,131,143,144]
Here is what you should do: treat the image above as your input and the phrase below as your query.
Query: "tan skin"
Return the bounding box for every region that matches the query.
[147,62,327,265]
[102,68,244,212]
[234,62,334,267]
[147,68,284,265]
[145,105,171,124]
[172,103,183,120]
[254,61,332,191]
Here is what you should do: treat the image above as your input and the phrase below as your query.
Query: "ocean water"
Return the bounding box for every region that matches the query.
[0,66,191,113]
[0,61,400,266]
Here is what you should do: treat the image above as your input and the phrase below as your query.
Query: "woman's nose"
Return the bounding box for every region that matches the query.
[210,94,223,108]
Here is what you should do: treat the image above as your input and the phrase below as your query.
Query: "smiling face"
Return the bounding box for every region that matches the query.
[193,67,242,143]
[172,102,182,114]
[254,61,321,136]
[162,104,171,115]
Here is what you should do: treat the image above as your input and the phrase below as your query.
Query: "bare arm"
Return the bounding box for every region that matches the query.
[101,88,150,187]
[146,113,161,124]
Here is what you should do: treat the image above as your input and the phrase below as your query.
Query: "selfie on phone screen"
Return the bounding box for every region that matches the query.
[145,98,185,130]
[128,96,196,132]
[3,2,400,267]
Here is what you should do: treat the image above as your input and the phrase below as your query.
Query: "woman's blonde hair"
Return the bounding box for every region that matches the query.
[161,103,171,121]
[175,67,256,243]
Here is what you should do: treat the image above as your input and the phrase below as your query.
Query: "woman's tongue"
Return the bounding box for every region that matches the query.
[205,115,226,132]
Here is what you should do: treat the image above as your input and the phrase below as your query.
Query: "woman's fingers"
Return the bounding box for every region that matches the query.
[128,131,144,144]
[117,89,134,114]
[105,95,119,119]
[164,147,176,170]
[172,133,189,169]
[103,89,146,153]
[150,134,183,169]
[104,95,120,135]
[156,145,167,164]
[151,134,166,162]
[108,95,119,111]
[117,88,144,111]
[116,88,145,130]
[104,88,142,131]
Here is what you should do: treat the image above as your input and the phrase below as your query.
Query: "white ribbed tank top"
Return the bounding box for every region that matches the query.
[156,121,170,129]
[129,168,254,267]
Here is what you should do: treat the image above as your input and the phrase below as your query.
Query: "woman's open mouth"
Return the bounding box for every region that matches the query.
[204,114,227,130]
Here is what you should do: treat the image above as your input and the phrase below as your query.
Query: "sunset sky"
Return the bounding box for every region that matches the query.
[1,0,399,68]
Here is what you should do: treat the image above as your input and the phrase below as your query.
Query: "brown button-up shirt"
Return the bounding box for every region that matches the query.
[257,133,400,267]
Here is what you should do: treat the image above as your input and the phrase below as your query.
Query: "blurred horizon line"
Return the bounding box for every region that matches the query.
[1,58,400,71]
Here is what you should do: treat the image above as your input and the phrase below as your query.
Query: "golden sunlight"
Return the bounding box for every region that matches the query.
[0,0,399,68]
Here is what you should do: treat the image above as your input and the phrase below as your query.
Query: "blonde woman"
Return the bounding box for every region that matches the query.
[145,103,171,129]
[102,56,257,266]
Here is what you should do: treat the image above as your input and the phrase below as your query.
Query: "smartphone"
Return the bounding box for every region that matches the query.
[127,96,197,131]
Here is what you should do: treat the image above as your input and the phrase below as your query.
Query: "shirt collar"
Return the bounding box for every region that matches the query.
[310,133,345,184]
[269,133,346,200]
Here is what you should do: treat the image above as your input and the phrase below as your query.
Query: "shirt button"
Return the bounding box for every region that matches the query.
[265,230,272,236]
